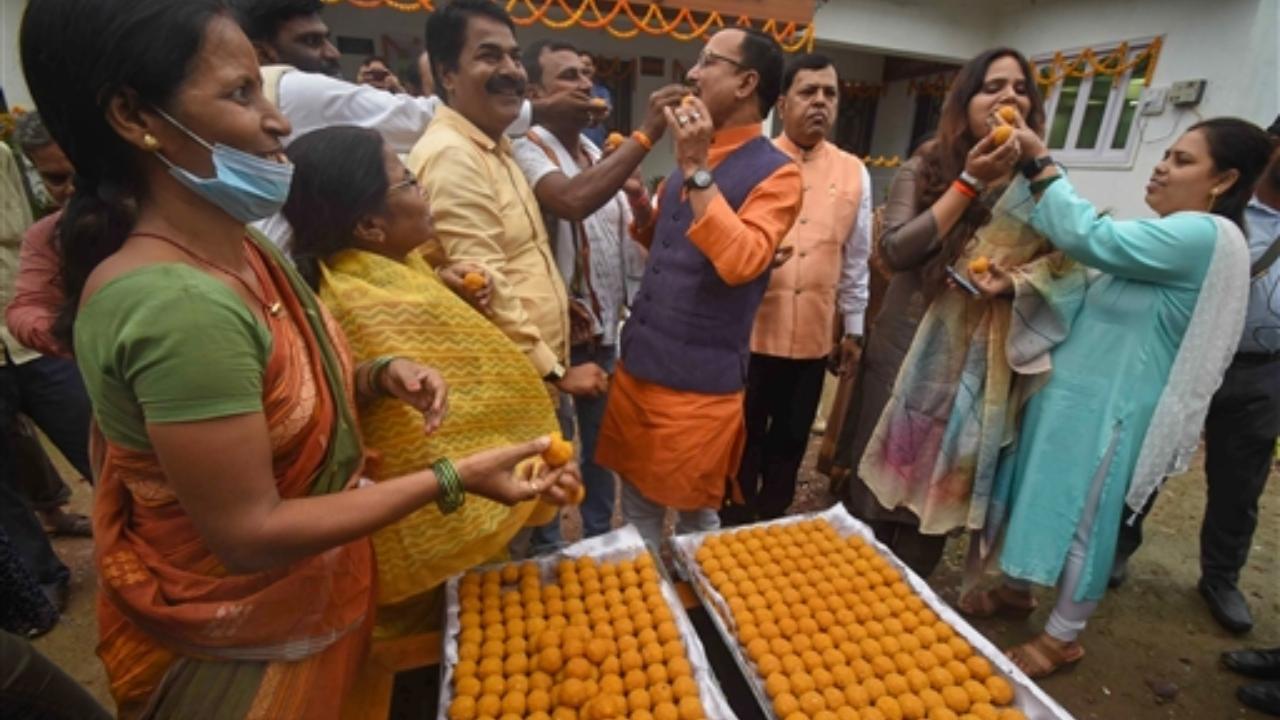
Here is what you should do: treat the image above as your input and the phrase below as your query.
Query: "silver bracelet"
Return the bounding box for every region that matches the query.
[959,170,986,194]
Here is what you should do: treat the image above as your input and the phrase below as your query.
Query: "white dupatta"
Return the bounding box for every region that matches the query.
[1125,215,1249,514]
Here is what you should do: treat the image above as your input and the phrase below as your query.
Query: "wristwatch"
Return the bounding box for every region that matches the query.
[684,168,713,192]
[543,362,566,383]
[1020,154,1055,179]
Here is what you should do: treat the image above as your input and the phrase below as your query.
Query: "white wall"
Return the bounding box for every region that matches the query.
[813,0,1000,62]
[813,0,1277,218]
[996,0,1278,218]
[1,0,30,109]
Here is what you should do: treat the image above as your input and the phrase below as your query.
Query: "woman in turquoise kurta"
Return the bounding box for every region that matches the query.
[961,118,1274,677]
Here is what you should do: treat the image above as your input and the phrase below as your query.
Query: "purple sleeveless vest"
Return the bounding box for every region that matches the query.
[621,135,791,394]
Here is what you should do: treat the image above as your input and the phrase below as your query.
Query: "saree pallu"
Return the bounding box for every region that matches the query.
[95,235,375,719]
[859,177,1086,535]
[318,250,558,618]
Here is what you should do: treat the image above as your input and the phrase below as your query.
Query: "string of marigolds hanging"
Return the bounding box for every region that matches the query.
[1031,37,1162,90]
[862,156,902,168]
[840,81,885,101]
[908,74,955,98]
[585,55,636,82]
[323,0,817,52]
[0,107,25,145]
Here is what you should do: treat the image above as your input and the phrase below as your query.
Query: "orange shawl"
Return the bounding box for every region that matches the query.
[94,239,375,719]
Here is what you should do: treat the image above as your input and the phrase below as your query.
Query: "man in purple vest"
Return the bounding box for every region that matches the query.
[595,28,803,550]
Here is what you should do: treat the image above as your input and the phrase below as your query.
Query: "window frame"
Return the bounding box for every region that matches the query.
[1035,36,1160,169]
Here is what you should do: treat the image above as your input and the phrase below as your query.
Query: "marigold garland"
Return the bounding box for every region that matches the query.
[908,74,955,98]
[862,155,902,168]
[0,106,27,144]
[1031,37,1162,90]
[322,0,816,52]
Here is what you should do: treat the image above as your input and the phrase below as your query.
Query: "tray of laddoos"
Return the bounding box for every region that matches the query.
[440,525,736,720]
[670,505,1076,720]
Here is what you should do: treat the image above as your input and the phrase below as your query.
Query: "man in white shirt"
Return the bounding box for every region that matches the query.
[511,40,685,538]
[229,0,587,154]
[229,0,586,248]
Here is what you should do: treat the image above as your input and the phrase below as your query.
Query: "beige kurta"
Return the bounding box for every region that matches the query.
[408,105,570,377]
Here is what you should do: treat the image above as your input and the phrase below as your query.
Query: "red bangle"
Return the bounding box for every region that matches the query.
[631,130,653,151]
[952,179,978,199]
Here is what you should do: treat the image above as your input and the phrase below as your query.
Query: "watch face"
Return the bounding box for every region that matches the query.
[692,169,713,188]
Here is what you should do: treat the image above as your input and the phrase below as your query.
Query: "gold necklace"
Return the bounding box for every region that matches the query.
[132,232,282,317]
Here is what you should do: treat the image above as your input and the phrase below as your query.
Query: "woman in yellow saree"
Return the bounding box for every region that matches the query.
[283,126,568,634]
[21,2,578,716]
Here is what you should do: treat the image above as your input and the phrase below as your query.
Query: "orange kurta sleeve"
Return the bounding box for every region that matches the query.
[685,162,803,286]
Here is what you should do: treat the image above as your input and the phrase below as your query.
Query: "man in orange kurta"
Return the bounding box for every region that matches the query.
[726,54,872,525]
[594,28,803,549]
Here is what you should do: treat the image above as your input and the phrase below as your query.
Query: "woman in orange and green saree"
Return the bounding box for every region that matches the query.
[19,1,580,717]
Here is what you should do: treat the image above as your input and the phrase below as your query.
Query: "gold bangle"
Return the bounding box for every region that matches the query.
[631,130,653,151]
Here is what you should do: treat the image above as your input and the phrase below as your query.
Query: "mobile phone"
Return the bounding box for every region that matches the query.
[945,265,980,296]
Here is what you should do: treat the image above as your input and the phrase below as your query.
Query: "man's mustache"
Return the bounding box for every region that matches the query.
[485,74,527,96]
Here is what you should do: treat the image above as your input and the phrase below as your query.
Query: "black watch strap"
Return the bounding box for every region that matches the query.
[684,168,713,191]
[543,363,566,383]
[1021,154,1055,179]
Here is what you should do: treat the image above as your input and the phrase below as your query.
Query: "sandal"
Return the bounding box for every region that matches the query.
[1006,633,1085,679]
[958,586,1037,619]
[43,511,93,538]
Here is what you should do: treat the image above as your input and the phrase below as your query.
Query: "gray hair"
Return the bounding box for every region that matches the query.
[14,111,55,155]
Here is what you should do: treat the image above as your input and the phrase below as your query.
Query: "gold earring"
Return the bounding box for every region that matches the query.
[142,134,160,151]
[1208,187,1222,210]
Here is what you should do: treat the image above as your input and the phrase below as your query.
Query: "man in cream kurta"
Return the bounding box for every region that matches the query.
[725,54,871,525]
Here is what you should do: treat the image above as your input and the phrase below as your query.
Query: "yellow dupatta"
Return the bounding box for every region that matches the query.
[318,249,558,614]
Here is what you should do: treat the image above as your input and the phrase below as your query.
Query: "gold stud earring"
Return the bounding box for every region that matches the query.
[142,134,160,151]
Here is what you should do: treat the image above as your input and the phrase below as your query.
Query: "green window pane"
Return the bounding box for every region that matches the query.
[1076,73,1115,149]
[1112,54,1151,150]
[1048,75,1081,149]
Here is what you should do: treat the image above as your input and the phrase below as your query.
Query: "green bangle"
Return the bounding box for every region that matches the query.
[365,355,397,398]
[433,458,466,515]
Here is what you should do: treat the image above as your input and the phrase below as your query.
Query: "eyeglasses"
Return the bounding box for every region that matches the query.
[388,173,418,194]
[693,51,747,72]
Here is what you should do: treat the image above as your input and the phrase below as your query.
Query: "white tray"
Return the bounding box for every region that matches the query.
[670,504,1076,720]
[439,524,736,719]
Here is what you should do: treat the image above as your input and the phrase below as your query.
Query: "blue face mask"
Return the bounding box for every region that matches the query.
[153,109,293,223]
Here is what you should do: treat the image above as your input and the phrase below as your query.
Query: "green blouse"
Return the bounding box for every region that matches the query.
[74,264,273,451]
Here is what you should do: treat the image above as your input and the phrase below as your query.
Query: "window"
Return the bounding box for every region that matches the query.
[1035,37,1160,168]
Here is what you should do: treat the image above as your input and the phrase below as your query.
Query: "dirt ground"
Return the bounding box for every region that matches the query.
[33,436,1279,719]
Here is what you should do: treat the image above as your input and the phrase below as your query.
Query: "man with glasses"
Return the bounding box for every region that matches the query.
[595,28,804,551]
